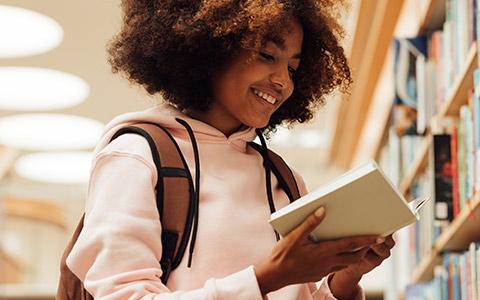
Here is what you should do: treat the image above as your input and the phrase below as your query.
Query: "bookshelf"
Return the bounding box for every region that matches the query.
[409,193,480,283]
[337,0,480,298]
[399,44,478,196]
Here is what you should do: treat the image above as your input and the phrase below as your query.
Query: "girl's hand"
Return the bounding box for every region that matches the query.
[335,234,395,279]
[254,207,380,295]
[327,235,395,299]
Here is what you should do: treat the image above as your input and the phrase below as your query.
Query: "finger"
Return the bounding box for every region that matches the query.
[330,265,348,273]
[384,235,395,248]
[334,247,369,265]
[367,248,390,264]
[369,245,391,260]
[324,235,380,253]
[290,207,326,241]
[370,244,387,256]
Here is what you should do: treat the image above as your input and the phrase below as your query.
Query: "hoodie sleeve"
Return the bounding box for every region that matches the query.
[290,170,365,300]
[66,135,263,300]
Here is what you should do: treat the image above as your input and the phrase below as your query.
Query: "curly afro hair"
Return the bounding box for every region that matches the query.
[107,0,352,132]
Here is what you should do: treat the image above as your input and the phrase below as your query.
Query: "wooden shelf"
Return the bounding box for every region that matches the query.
[399,136,432,196]
[408,194,480,283]
[330,0,406,169]
[336,0,445,168]
[417,0,446,35]
[410,250,442,283]
[1,196,67,230]
[439,43,478,117]
[436,194,480,251]
[0,284,56,299]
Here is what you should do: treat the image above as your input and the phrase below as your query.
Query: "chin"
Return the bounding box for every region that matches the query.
[244,118,270,129]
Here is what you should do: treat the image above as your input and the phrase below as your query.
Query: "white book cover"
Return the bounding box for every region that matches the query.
[269,160,429,242]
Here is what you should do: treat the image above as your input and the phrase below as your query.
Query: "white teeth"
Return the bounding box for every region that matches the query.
[253,89,277,104]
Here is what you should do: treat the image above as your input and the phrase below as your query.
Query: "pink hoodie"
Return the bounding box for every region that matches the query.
[66,104,364,299]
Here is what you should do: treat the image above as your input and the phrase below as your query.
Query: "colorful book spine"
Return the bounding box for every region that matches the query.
[433,134,454,221]
[464,100,474,200]
[451,123,461,217]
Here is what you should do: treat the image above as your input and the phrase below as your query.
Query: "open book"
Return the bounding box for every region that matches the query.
[269,160,430,242]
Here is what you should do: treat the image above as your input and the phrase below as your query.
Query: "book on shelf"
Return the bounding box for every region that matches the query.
[405,242,480,300]
[268,160,429,242]
[433,134,454,222]
[474,69,480,195]
[451,124,461,217]
[392,37,427,136]
[374,0,480,298]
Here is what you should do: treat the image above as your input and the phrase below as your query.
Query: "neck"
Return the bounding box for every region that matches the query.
[186,109,245,137]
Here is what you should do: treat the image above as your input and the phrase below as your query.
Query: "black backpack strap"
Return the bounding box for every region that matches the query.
[110,123,195,284]
[248,142,301,203]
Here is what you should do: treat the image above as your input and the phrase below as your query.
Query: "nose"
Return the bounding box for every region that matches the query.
[269,66,291,90]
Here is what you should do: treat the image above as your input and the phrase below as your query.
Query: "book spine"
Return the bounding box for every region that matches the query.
[469,242,477,300]
[433,134,454,221]
[432,31,446,110]
[466,252,471,300]
[459,109,467,211]
[473,69,480,194]
[464,101,474,200]
[471,0,476,44]
[451,124,461,217]
[417,55,427,134]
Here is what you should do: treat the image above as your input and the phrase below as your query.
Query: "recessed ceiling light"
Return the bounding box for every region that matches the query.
[0,114,104,151]
[0,67,90,111]
[0,5,63,58]
[14,152,92,185]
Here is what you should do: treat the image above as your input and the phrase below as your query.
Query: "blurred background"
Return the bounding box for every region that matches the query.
[0,1,454,299]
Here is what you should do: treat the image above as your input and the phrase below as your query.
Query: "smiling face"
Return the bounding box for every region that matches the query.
[189,17,304,136]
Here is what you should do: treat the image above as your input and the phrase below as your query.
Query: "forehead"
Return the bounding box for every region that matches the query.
[264,19,303,53]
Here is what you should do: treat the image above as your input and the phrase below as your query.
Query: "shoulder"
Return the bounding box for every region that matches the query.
[96,133,153,163]
[261,146,309,197]
[89,133,158,188]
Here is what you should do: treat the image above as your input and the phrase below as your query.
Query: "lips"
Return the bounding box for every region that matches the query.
[251,87,282,106]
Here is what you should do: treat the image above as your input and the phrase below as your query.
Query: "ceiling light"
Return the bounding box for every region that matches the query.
[14,152,92,185]
[0,67,90,111]
[298,130,328,149]
[0,5,63,58]
[0,114,104,151]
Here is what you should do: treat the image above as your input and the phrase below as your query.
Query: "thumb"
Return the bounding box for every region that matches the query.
[291,207,326,241]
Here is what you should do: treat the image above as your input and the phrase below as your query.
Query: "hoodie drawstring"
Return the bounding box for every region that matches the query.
[256,129,280,242]
[175,118,200,268]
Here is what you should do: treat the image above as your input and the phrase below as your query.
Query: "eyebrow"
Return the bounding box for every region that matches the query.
[269,39,302,59]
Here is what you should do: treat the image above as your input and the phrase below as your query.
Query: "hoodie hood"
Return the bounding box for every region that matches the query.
[93,103,258,156]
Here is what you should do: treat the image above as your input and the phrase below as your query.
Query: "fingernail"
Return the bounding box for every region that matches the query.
[315,207,325,217]
[376,237,385,244]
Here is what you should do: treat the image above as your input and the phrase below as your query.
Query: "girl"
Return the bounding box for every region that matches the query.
[66,1,395,299]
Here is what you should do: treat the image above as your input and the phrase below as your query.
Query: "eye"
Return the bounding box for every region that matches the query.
[288,66,297,78]
[259,52,275,61]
